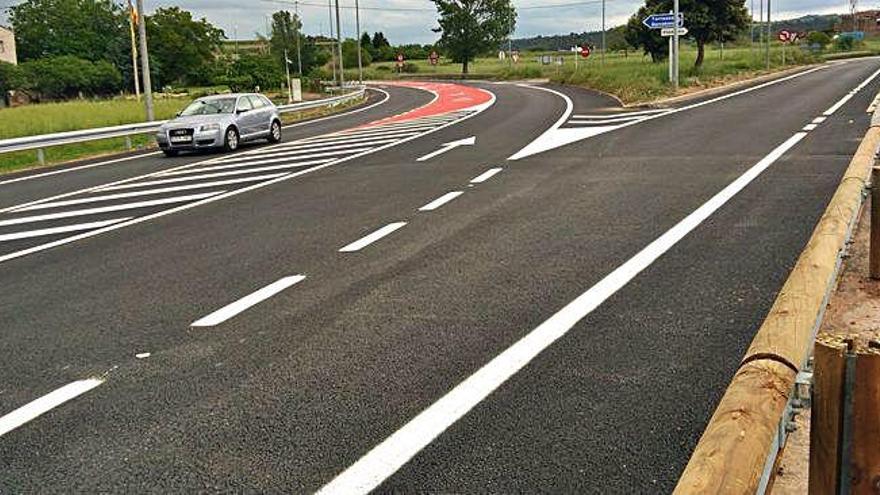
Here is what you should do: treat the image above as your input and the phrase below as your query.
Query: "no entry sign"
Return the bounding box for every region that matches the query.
[580,45,591,59]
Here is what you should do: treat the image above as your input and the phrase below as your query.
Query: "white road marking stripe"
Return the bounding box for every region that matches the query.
[470,168,503,183]
[418,191,464,211]
[267,135,403,153]
[161,155,346,175]
[317,132,811,495]
[803,123,818,131]
[299,130,420,146]
[327,125,438,140]
[221,138,399,160]
[0,153,162,188]
[571,109,666,119]
[813,116,827,124]
[824,67,880,116]
[191,275,306,327]
[569,116,648,125]
[0,192,222,227]
[0,379,103,437]
[97,162,332,191]
[339,222,407,252]
[0,91,497,264]
[0,218,131,241]
[317,65,878,495]
[196,148,374,170]
[21,174,286,208]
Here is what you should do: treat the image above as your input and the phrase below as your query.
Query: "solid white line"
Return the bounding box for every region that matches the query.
[327,125,439,139]
[470,167,503,183]
[418,191,464,211]
[161,153,354,174]
[318,65,879,493]
[191,275,306,327]
[568,116,645,125]
[316,131,810,495]
[0,90,496,264]
[216,139,398,162]
[19,175,286,209]
[0,379,103,437]
[269,135,405,153]
[0,218,131,241]
[339,222,407,252]
[299,130,420,146]
[0,191,222,227]
[97,161,331,191]
[823,67,880,116]
[571,109,666,119]
[0,153,162,187]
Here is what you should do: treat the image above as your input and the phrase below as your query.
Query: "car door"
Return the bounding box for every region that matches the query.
[235,96,257,138]
[247,95,271,137]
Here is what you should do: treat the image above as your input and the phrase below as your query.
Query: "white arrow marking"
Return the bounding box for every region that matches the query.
[416,136,476,162]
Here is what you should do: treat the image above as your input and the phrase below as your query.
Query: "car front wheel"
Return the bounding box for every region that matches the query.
[224,127,240,152]
[268,120,282,143]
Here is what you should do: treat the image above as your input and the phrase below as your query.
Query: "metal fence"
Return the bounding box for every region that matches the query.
[0,88,366,163]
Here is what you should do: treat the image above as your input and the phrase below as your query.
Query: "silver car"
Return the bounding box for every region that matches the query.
[156,93,282,156]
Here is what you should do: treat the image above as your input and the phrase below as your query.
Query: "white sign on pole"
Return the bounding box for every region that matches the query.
[661,27,688,37]
[291,78,302,102]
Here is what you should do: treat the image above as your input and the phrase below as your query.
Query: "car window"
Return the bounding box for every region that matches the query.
[248,95,265,109]
[260,95,273,107]
[237,97,253,112]
[179,97,236,116]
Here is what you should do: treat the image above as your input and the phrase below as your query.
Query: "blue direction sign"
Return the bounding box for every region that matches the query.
[642,13,684,29]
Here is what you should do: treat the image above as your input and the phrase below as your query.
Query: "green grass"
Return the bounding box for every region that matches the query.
[361,40,880,104]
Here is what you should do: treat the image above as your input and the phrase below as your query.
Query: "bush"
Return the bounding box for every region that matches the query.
[400,62,419,73]
[342,39,372,69]
[0,61,26,94]
[806,31,832,47]
[215,53,283,92]
[19,56,123,99]
[836,35,856,51]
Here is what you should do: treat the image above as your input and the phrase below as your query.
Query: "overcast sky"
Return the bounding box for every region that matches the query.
[0,0,862,43]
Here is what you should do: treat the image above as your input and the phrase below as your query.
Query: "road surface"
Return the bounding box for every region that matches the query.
[1,58,878,493]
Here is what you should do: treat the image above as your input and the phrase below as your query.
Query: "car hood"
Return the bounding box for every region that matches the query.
[162,114,234,129]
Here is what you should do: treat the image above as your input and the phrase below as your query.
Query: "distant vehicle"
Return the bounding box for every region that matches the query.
[156,93,282,157]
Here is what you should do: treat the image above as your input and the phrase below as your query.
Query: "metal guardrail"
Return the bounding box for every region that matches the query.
[0,88,366,162]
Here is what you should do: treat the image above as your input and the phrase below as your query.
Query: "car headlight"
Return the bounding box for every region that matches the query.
[200,123,221,132]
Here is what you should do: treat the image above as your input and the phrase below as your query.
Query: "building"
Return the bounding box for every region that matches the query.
[836,10,880,35]
[0,25,16,65]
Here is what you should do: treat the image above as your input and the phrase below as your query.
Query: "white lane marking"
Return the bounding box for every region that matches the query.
[824,67,880,116]
[216,139,398,162]
[318,64,880,495]
[813,116,827,124]
[191,275,306,327]
[183,148,374,171]
[268,135,408,152]
[568,116,650,125]
[509,66,827,161]
[315,126,438,142]
[19,175,286,209]
[0,91,496,264]
[298,130,421,146]
[0,218,131,242]
[416,137,476,162]
[0,88,391,189]
[0,153,162,188]
[317,131,811,495]
[97,161,332,191]
[418,191,464,211]
[470,167,503,183]
[0,379,103,437]
[0,192,222,227]
[339,222,407,252]
[803,123,818,131]
[571,108,667,119]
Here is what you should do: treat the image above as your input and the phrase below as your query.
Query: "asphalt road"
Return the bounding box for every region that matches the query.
[1,58,878,493]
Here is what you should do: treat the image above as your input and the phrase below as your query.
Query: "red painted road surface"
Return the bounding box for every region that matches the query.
[364,81,494,126]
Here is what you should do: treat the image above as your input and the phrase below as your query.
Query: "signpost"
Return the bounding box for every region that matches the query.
[396,53,405,73]
[429,51,439,66]
[644,11,685,89]
[580,45,592,58]
[776,30,803,66]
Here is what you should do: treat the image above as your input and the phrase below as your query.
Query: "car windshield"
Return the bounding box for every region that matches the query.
[179,98,237,116]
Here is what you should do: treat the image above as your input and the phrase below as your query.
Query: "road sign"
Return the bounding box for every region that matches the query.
[429,51,439,66]
[580,45,591,58]
[777,29,792,42]
[642,13,684,29]
[397,53,404,63]
[661,27,688,37]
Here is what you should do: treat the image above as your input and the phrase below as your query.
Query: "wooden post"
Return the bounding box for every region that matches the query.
[871,167,880,279]
[810,335,847,495]
[852,342,880,494]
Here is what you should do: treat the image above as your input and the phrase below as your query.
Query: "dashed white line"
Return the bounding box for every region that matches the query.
[803,123,818,131]
[0,218,132,241]
[812,116,827,124]
[97,162,331,190]
[470,168,503,184]
[0,191,222,227]
[191,275,306,327]
[0,379,103,437]
[339,222,407,252]
[418,191,464,211]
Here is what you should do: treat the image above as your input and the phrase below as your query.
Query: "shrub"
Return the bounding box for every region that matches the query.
[19,56,123,99]
[806,31,831,47]
[0,61,26,94]
[400,62,419,73]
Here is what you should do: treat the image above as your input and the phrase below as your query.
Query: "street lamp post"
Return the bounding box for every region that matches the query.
[335,0,344,88]
[355,0,363,83]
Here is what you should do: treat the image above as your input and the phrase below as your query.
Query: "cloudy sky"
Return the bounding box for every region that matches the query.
[0,0,862,43]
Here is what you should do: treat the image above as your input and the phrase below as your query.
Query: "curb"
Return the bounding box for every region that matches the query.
[674,112,880,494]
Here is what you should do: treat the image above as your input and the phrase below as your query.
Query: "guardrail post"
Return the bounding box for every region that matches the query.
[871,166,880,279]
[36,148,45,165]
[124,136,133,150]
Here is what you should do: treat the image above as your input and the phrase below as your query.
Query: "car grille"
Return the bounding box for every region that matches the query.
[169,128,194,137]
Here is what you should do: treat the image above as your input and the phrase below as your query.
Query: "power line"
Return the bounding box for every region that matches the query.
[261,0,614,12]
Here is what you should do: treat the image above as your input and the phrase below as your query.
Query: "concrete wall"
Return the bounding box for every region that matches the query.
[0,26,17,65]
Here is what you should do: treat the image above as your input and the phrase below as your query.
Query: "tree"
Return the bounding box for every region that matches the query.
[806,31,831,47]
[342,39,372,69]
[625,0,749,68]
[8,0,128,64]
[371,32,390,51]
[431,0,516,74]
[146,7,225,87]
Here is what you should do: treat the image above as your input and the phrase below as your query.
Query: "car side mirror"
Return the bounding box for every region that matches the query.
[176,111,181,117]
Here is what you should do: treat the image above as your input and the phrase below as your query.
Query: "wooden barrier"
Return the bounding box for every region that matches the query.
[675,123,880,494]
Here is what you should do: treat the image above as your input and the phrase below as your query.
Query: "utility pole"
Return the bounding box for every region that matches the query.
[328,0,336,87]
[601,0,606,65]
[334,0,344,88]
[673,0,679,89]
[749,0,754,59]
[135,0,153,121]
[355,0,363,83]
[285,49,293,103]
[765,0,771,69]
[127,0,140,100]
[295,1,303,76]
